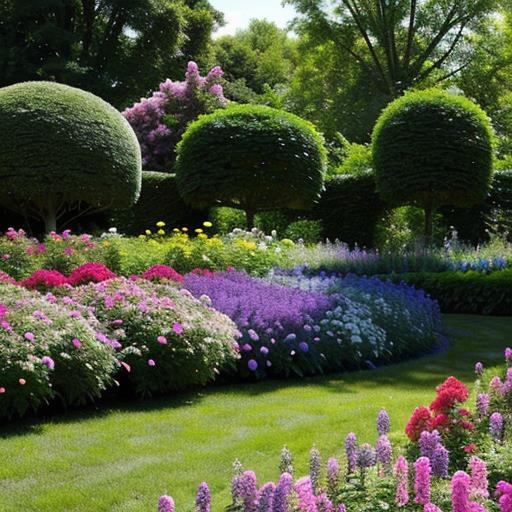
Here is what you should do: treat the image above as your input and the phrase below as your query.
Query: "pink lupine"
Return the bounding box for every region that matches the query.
[395,455,409,507]
[424,504,443,512]
[158,495,175,512]
[295,476,317,512]
[469,456,489,499]
[496,481,512,512]
[414,457,431,505]
[451,471,485,512]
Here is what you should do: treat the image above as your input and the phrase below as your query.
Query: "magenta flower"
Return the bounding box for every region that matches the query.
[148,359,156,367]
[72,338,81,349]
[414,457,431,505]
[24,332,35,342]
[395,456,409,507]
[496,480,512,512]
[158,495,175,512]
[424,504,443,512]
[41,356,55,370]
[173,322,183,335]
[157,336,168,345]
[451,471,471,512]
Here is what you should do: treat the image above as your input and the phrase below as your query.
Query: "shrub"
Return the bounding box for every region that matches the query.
[67,262,117,286]
[372,89,494,243]
[175,105,327,228]
[183,271,402,378]
[111,172,207,236]
[0,81,142,232]
[313,171,384,246]
[141,264,184,283]
[123,62,227,171]
[21,269,68,292]
[66,278,239,396]
[0,284,116,419]
[390,270,512,315]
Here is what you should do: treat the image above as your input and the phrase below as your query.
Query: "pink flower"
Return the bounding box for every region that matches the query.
[68,263,116,286]
[141,265,184,283]
[24,332,35,342]
[148,359,156,367]
[414,457,431,505]
[395,455,409,507]
[172,322,183,334]
[469,456,489,499]
[157,336,168,345]
[41,356,55,370]
[72,338,82,349]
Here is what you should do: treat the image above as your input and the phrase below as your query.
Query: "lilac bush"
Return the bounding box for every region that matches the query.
[123,62,227,170]
[183,271,388,378]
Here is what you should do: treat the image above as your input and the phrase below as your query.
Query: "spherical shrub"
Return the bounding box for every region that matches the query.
[372,90,494,240]
[175,105,327,227]
[67,262,117,286]
[141,264,184,283]
[0,284,116,419]
[66,278,239,396]
[0,81,142,232]
[21,269,68,292]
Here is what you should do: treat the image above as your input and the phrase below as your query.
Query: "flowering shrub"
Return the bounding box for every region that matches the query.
[21,269,68,292]
[67,262,117,286]
[183,271,391,378]
[64,278,239,396]
[0,284,116,419]
[123,61,227,170]
[141,264,184,283]
[271,270,442,360]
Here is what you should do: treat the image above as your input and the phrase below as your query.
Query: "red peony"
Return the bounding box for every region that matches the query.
[21,269,68,291]
[405,406,432,441]
[430,376,469,413]
[68,262,116,286]
[141,264,184,283]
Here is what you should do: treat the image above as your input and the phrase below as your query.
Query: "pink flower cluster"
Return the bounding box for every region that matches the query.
[141,264,184,283]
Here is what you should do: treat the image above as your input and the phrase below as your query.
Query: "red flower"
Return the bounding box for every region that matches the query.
[463,444,476,453]
[405,406,432,441]
[68,263,116,286]
[430,376,469,413]
[458,408,470,417]
[429,413,449,430]
[21,269,68,291]
[461,421,475,431]
[141,264,184,283]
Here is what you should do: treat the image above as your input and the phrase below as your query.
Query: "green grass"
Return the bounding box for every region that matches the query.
[0,315,511,512]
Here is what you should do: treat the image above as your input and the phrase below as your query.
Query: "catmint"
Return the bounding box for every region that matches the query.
[272,473,293,512]
[419,430,441,460]
[376,435,392,471]
[476,393,490,419]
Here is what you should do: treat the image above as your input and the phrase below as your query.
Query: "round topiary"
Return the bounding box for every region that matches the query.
[0,81,142,233]
[372,89,494,243]
[175,105,327,228]
[314,171,384,246]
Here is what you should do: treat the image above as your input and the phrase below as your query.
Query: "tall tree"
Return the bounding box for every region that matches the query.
[0,0,223,107]
[287,0,498,98]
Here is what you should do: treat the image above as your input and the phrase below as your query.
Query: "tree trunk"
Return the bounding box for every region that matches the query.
[424,199,434,248]
[43,208,57,233]
[245,209,255,230]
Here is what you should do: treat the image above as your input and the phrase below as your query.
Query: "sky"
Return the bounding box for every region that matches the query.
[210,0,297,37]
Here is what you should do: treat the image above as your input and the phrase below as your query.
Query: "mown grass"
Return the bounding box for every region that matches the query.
[0,315,511,512]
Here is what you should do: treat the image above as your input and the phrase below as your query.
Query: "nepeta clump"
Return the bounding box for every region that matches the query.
[123,62,227,171]
[0,284,116,419]
[183,271,387,378]
[65,278,239,396]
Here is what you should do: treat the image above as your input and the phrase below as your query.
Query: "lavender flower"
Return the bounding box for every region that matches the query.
[476,393,490,419]
[195,482,211,512]
[506,347,512,366]
[419,430,441,460]
[376,435,392,469]
[377,408,391,435]
[272,473,293,512]
[431,444,449,478]
[490,412,504,442]
[279,446,294,476]
[474,361,484,377]
[256,482,276,512]
[309,446,321,495]
[158,496,175,512]
[345,432,358,474]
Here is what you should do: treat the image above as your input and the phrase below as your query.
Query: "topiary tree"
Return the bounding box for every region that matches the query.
[175,105,327,228]
[0,81,142,233]
[372,89,494,245]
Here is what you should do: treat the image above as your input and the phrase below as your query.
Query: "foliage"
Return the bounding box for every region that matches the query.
[111,172,207,236]
[122,62,227,171]
[313,171,384,247]
[0,81,142,233]
[175,105,327,228]
[65,277,239,396]
[0,0,222,107]
[0,284,116,419]
[391,270,512,316]
[372,89,494,240]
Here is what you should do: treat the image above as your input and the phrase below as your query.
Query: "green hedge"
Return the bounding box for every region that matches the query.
[390,270,512,315]
[313,171,385,246]
[111,171,207,235]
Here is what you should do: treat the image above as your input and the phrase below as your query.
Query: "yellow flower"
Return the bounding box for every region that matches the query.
[195,228,203,234]
[182,227,188,232]
[157,229,165,236]
[156,221,166,228]
[203,221,213,228]
[138,235,145,240]
[197,233,208,240]
[103,241,110,247]
[145,229,152,236]
[173,228,180,233]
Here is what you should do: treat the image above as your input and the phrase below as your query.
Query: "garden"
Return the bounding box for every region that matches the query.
[3,1,512,511]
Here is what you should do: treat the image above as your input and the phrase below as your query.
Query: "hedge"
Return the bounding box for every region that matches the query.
[389,270,512,315]
[111,171,207,235]
[313,171,385,246]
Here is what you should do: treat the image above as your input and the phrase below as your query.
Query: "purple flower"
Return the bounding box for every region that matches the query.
[248,359,258,371]
[41,356,55,370]
[195,482,211,512]
[474,361,484,376]
[260,346,269,356]
[345,432,358,474]
[326,458,340,498]
[148,359,156,367]
[299,342,309,352]
[431,444,449,478]
[158,495,175,512]
[414,457,431,505]
[24,331,35,342]
[376,435,392,468]
[476,393,490,419]
[490,412,504,442]
[157,335,167,345]
[232,471,258,512]
[419,430,441,460]
[377,408,390,435]
[469,456,489,499]
[248,329,259,341]
[395,456,409,507]
[295,477,317,512]
[272,473,293,512]
[315,492,333,512]
[506,347,512,365]
[256,482,275,512]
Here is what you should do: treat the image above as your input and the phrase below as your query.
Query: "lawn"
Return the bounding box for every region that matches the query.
[0,314,511,512]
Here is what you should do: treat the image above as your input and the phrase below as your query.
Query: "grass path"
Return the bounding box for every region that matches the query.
[1,315,511,512]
